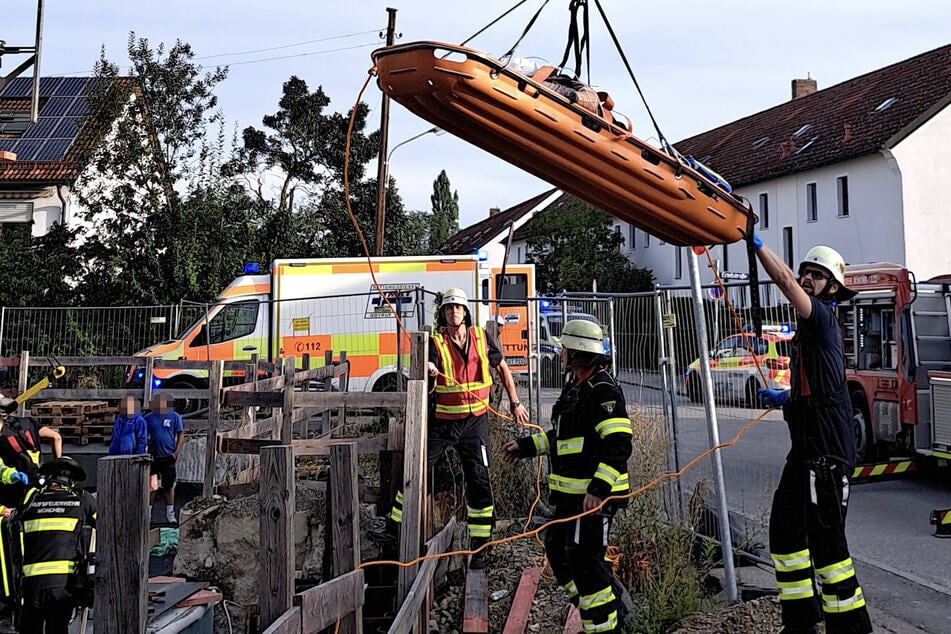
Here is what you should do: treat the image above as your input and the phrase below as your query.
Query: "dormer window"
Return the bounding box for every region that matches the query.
[793,124,813,138]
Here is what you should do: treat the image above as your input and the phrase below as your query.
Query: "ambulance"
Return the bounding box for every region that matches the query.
[128,255,534,406]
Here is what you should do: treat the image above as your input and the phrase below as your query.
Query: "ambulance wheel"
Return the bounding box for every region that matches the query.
[165,378,207,415]
[851,389,873,463]
[372,373,406,392]
[745,378,760,408]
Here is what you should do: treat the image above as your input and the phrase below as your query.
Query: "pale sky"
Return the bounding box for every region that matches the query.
[5,1,950,229]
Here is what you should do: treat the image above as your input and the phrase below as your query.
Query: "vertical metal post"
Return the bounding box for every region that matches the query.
[373,7,398,256]
[607,296,617,371]
[687,248,738,603]
[30,0,45,123]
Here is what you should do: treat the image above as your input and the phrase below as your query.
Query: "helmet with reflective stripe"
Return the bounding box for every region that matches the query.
[799,245,857,300]
[39,456,86,483]
[558,319,606,354]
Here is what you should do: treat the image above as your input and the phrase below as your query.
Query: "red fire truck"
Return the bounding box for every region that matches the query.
[839,263,951,464]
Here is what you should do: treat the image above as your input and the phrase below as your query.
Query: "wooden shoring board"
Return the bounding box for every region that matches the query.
[564,606,582,633]
[501,565,544,634]
[462,568,489,633]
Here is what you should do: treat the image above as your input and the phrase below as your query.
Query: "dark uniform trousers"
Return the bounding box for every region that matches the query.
[391,413,495,542]
[545,506,622,633]
[19,587,73,634]
[770,459,872,633]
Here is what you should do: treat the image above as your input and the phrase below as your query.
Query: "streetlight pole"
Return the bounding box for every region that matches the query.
[374,7,398,257]
[376,126,444,252]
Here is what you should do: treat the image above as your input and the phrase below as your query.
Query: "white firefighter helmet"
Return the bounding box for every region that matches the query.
[438,288,472,327]
[557,319,607,355]
[799,245,857,300]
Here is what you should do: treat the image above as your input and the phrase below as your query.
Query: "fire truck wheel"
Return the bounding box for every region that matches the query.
[851,390,873,463]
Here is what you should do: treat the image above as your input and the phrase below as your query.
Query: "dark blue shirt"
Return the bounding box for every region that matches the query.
[109,413,148,455]
[145,411,184,458]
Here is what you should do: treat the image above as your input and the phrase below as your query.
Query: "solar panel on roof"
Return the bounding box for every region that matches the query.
[41,97,75,117]
[38,77,64,95]
[51,117,79,137]
[66,98,88,117]
[22,118,58,139]
[0,78,33,98]
[53,77,88,97]
[35,138,73,161]
[0,140,14,152]
[10,139,45,161]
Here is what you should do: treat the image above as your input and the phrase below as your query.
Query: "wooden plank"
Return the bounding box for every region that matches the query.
[202,361,224,498]
[295,569,364,633]
[261,607,301,634]
[463,569,489,633]
[94,455,150,634]
[17,351,28,417]
[219,437,282,455]
[222,390,283,408]
[294,391,406,409]
[397,381,426,604]
[336,353,349,425]
[292,436,387,457]
[230,464,261,486]
[225,375,285,393]
[281,356,295,444]
[329,443,362,634]
[564,606,582,633]
[386,517,456,634]
[259,445,296,630]
[218,415,279,439]
[502,566,544,634]
[216,481,259,498]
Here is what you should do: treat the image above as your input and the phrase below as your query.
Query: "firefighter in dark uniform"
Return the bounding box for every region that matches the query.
[388,288,528,569]
[753,239,873,634]
[503,319,633,634]
[17,456,96,634]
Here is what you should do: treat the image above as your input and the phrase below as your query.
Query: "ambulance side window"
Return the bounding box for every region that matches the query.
[207,301,259,344]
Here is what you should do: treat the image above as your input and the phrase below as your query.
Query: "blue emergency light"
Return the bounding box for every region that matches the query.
[780,323,791,334]
[476,249,489,261]
[244,263,261,274]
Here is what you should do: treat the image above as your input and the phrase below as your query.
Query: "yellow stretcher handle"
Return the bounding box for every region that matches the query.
[14,365,67,405]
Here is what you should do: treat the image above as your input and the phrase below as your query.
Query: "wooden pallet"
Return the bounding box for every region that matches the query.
[32,401,110,417]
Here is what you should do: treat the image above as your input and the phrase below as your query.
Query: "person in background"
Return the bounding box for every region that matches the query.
[108,395,147,456]
[17,456,96,634]
[752,237,872,634]
[145,393,184,524]
[502,319,633,633]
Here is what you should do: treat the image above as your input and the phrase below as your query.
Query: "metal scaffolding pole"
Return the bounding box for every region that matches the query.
[687,247,738,603]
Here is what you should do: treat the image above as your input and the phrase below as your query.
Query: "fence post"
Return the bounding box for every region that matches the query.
[300,354,310,439]
[202,360,224,498]
[398,378,428,604]
[337,351,348,425]
[281,356,296,444]
[143,356,155,405]
[321,349,333,435]
[259,444,295,631]
[330,442,363,634]
[94,455,150,633]
[16,350,28,417]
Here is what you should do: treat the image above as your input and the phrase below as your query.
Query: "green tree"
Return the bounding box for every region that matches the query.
[526,198,654,293]
[0,223,82,307]
[74,35,232,305]
[428,170,459,252]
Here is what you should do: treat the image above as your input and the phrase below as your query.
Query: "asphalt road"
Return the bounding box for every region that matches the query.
[529,376,951,632]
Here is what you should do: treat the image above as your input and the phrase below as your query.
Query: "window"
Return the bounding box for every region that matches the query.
[191,301,259,347]
[837,176,850,217]
[516,246,522,262]
[629,224,636,249]
[758,193,769,229]
[806,183,817,222]
[644,233,650,248]
[0,201,34,223]
[783,227,794,269]
[722,245,729,273]
[675,247,683,279]
[497,273,528,305]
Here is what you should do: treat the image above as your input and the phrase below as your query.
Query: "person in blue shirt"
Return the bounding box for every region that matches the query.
[145,393,184,524]
[108,396,147,456]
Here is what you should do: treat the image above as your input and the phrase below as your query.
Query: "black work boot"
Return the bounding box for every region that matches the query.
[777,624,819,634]
[468,538,491,570]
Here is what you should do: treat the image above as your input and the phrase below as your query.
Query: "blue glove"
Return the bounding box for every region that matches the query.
[751,232,763,251]
[758,388,789,408]
[10,471,28,486]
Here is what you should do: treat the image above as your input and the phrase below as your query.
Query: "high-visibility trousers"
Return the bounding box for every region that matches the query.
[770,459,872,634]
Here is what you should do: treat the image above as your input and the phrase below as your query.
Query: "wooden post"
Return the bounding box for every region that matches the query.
[241,353,259,429]
[94,455,150,633]
[259,445,295,630]
[202,360,224,497]
[329,443,363,634]
[321,349,333,435]
[337,351,348,426]
[409,331,431,633]
[397,379,428,603]
[281,356,296,444]
[143,355,155,405]
[16,350,28,417]
[299,354,310,439]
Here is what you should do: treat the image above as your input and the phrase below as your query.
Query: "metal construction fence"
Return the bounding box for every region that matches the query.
[0,281,795,555]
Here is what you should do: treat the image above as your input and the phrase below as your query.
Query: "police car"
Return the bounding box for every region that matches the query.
[684,325,793,406]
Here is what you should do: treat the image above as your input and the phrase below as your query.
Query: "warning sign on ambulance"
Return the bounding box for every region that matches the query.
[292,317,310,332]
[365,284,418,319]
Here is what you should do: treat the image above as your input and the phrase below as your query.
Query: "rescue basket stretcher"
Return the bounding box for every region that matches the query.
[373,41,756,247]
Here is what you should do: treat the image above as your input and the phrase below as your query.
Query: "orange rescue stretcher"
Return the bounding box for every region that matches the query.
[373,41,755,247]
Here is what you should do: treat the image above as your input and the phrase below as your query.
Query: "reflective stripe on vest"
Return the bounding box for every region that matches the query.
[23,517,79,533]
[433,327,492,418]
[23,560,76,577]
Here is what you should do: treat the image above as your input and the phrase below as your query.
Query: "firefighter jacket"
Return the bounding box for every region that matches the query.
[0,415,42,479]
[431,326,494,419]
[19,482,97,591]
[516,366,632,507]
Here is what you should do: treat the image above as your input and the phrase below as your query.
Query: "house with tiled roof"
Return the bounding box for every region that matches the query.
[0,76,137,235]
[454,43,951,284]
